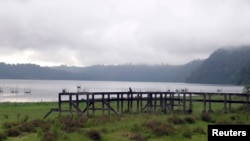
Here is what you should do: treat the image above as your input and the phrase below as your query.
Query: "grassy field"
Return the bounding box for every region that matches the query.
[0,99,250,141]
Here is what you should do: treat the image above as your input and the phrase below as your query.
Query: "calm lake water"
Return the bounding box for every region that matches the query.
[0,79,244,102]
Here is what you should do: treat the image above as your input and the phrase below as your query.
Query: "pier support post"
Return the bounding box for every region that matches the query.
[160,93,163,113]
[59,93,62,116]
[154,93,157,112]
[202,94,206,113]
[229,94,232,112]
[178,92,181,106]
[69,93,72,115]
[136,92,139,113]
[188,93,192,113]
[163,93,167,114]
[76,94,79,112]
[108,94,110,115]
[208,94,213,112]
[92,94,95,115]
[102,94,105,115]
[117,93,120,113]
[183,93,186,113]
[170,93,174,111]
[224,94,227,113]
[121,93,124,113]
[140,93,143,113]
[86,94,89,116]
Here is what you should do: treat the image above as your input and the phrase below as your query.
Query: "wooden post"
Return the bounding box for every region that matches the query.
[178,92,181,106]
[117,93,120,113]
[102,93,104,115]
[229,94,232,112]
[147,93,151,113]
[183,93,186,113]
[130,91,133,113]
[164,93,167,114]
[69,93,72,115]
[160,93,163,113]
[137,92,139,113]
[108,93,110,115]
[59,93,62,116]
[121,93,124,113]
[208,94,212,112]
[86,93,89,116]
[127,92,130,112]
[92,94,95,115]
[203,94,206,113]
[129,87,133,113]
[247,94,249,107]
[154,93,157,112]
[140,93,143,112]
[189,93,192,113]
[171,93,174,111]
[224,94,227,113]
[76,93,79,111]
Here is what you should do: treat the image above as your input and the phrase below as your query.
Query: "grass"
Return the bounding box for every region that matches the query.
[0,98,250,141]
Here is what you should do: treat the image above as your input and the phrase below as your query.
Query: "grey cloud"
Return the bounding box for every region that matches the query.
[0,0,250,66]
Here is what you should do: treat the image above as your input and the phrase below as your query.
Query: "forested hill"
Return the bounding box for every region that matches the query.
[0,63,77,80]
[1,46,250,84]
[0,60,202,82]
[186,46,250,85]
[52,60,202,82]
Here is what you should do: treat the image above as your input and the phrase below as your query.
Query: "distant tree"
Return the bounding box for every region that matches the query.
[243,85,250,93]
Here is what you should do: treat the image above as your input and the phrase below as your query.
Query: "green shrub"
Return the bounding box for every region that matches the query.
[143,120,175,136]
[193,127,206,135]
[41,131,58,141]
[19,122,36,133]
[129,133,147,141]
[130,123,141,133]
[4,127,21,137]
[86,130,101,141]
[0,132,7,141]
[201,112,213,122]
[2,121,19,129]
[168,116,185,125]
[184,116,196,124]
[182,130,192,138]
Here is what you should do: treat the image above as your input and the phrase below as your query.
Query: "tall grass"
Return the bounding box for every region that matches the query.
[0,99,250,141]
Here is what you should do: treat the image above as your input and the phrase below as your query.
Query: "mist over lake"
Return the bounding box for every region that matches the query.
[0,79,244,102]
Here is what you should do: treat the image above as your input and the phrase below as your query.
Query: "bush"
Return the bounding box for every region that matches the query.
[143,120,175,136]
[201,112,213,122]
[41,132,58,141]
[130,123,141,133]
[19,122,36,133]
[0,132,7,141]
[129,133,147,141]
[182,130,192,138]
[4,127,21,137]
[33,119,52,131]
[193,127,206,135]
[59,116,88,132]
[86,130,101,141]
[168,116,185,125]
[2,122,19,129]
[184,116,196,124]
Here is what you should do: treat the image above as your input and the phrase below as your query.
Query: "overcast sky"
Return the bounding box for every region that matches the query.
[0,0,250,66]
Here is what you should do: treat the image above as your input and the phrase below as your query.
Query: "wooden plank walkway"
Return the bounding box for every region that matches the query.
[44,88,250,118]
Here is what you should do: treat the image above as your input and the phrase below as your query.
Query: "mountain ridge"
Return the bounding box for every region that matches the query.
[1,45,250,85]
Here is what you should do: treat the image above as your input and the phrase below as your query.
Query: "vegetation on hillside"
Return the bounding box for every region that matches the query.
[187,46,250,85]
[1,46,250,85]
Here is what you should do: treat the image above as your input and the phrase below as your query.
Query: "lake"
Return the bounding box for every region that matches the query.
[0,79,244,102]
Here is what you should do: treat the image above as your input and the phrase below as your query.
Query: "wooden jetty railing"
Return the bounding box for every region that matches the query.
[44,88,250,118]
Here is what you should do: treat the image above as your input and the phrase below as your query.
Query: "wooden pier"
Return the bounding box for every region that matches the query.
[44,88,250,118]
